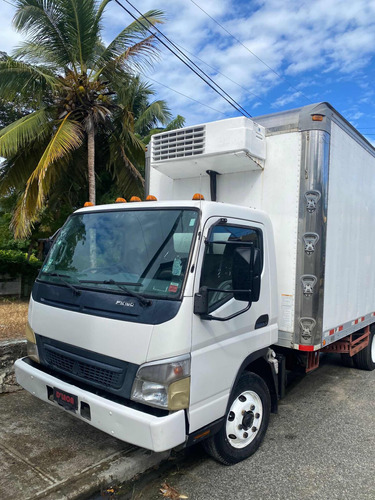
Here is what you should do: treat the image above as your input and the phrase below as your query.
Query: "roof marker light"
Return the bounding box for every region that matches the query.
[130,196,141,202]
[192,193,204,200]
[146,195,157,201]
[84,201,94,207]
[312,114,324,122]
[115,197,127,203]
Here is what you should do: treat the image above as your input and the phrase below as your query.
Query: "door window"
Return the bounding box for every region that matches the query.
[200,224,262,311]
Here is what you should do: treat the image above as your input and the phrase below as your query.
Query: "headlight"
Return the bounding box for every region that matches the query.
[131,355,190,411]
[25,322,39,363]
[27,341,40,363]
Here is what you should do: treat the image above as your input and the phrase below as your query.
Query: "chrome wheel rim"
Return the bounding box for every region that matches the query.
[371,334,375,363]
[226,390,263,449]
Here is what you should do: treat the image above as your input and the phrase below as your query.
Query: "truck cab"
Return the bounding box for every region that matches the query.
[16,199,279,464]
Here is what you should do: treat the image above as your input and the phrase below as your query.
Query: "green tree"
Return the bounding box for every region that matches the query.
[0,0,170,239]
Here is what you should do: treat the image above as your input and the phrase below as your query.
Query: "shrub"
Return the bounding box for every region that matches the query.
[0,250,41,278]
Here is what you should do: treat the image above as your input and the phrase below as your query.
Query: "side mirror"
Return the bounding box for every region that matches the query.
[38,228,61,261]
[194,286,209,315]
[232,246,262,302]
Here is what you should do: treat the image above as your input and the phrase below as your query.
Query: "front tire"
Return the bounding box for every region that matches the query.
[353,330,375,371]
[203,372,271,465]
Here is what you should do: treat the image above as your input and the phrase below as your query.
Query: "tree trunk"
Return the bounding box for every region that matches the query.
[87,128,96,204]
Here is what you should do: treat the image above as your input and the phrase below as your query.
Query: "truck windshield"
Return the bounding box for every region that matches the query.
[39,208,199,299]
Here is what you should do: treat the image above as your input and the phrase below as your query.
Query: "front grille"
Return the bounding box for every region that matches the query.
[44,345,124,389]
[152,125,205,161]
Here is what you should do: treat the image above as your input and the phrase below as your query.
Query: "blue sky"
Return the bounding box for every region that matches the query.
[1,0,375,142]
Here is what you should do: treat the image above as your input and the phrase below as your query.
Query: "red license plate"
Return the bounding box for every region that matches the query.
[53,387,78,411]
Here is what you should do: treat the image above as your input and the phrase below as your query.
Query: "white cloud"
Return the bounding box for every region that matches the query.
[0,3,23,55]
[1,0,375,127]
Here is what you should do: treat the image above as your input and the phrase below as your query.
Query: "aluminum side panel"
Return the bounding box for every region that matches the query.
[293,130,330,347]
[323,122,375,336]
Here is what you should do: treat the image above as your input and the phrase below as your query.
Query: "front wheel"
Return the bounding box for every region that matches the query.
[203,372,271,465]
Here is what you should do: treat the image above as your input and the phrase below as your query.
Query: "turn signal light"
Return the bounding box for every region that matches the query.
[84,201,94,207]
[192,193,204,200]
[115,197,127,203]
[130,196,141,202]
[146,195,157,201]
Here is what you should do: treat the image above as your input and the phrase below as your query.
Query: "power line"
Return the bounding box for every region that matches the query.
[114,0,252,118]
[146,76,227,116]
[171,42,273,107]
[115,0,251,117]
[190,0,313,105]
[2,0,16,6]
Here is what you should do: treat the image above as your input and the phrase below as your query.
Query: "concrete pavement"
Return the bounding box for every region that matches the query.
[1,353,374,500]
[118,354,375,500]
[0,390,168,499]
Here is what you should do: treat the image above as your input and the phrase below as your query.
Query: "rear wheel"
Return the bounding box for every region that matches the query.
[203,372,271,465]
[353,330,375,371]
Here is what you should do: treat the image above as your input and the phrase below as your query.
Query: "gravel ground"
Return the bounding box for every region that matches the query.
[0,299,28,340]
[107,353,375,500]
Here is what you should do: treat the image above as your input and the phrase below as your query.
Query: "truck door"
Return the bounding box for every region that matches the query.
[188,216,273,433]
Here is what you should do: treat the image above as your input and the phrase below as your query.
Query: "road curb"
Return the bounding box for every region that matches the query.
[32,447,170,500]
[0,339,26,393]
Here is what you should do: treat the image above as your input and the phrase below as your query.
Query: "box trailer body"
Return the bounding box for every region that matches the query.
[148,102,375,352]
[15,102,375,465]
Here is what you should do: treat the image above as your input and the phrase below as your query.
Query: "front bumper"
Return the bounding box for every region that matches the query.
[15,358,186,452]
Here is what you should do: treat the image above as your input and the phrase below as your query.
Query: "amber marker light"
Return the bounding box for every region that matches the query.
[174,365,183,376]
[130,196,141,202]
[192,193,204,200]
[115,197,127,203]
[312,114,324,121]
[146,195,157,201]
[84,201,94,207]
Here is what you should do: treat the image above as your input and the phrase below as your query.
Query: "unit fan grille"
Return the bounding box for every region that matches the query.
[152,126,205,162]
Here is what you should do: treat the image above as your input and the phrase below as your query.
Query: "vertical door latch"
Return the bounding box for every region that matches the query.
[304,190,321,213]
[301,275,317,296]
[303,233,320,255]
[299,317,316,341]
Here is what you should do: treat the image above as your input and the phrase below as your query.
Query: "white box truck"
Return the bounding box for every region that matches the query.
[15,102,375,465]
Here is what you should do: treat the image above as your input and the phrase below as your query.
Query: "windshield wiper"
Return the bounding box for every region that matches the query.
[79,279,151,307]
[40,272,81,296]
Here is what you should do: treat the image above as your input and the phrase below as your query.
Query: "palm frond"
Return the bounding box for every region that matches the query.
[11,154,71,239]
[61,0,99,70]
[0,57,58,101]
[11,114,84,238]
[13,0,76,68]
[0,138,50,195]
[107,138,144,199]
[13,41,61,68]
[164,115,186,131]
[94,0,112,29]
[134,100,172,135]
[0,109,52,158]
[93,10,164,78]
[31,114,84,186]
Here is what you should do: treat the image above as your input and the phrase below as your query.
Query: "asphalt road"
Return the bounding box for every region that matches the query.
[105,353,375,500]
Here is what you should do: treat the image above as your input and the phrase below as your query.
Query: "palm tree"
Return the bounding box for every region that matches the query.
[0,0,167,238]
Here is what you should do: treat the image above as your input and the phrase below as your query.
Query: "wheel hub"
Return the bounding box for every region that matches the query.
[241,410,254,430]
[226,390,263,449]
